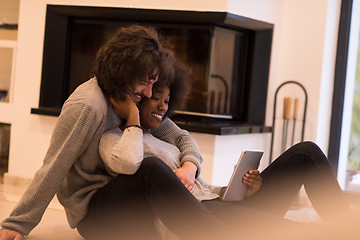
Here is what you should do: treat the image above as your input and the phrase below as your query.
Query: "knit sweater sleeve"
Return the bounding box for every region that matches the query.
[99,127,144,175]
[0,103,100,236]
[196,177,223,195]
[151,117,203,177]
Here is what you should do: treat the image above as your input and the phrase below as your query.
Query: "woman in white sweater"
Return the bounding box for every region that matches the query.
[96,63,354,240]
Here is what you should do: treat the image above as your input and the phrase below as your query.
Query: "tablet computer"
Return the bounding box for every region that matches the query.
[221,150,263,201]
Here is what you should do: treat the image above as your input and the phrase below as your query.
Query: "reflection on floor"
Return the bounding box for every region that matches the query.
[0,184,322,240]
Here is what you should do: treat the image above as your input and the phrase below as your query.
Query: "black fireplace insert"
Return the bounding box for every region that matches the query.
[31,5,273,134]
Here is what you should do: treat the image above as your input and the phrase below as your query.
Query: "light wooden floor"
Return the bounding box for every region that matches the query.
[0,184,322,240]
[0,184,82,240]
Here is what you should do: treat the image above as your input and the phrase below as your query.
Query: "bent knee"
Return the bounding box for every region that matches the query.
[138,157,176,183]
[140,157,170,172]
[290,141,327,162]
[293,141,321,152]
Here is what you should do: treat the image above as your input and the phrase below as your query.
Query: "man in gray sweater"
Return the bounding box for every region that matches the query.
[0,25,208,240]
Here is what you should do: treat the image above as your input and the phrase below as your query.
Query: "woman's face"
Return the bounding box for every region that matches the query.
[139,87,170,130]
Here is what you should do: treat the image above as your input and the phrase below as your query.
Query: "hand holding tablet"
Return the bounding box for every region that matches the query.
[221,150,263,201]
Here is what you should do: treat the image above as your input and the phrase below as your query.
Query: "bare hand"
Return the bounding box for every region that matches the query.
[0,229,23,240]
[243,169,262,197]
[174,162,197,192]
[109,97,139,124]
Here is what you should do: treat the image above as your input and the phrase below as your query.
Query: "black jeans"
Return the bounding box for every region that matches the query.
[77,142,350,240]
[202,141,350,230]
[77,156,227,240]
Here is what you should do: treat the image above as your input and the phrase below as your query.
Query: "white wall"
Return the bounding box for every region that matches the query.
[1,0,341,181]
[227,0,341,159]
[271,0,340,157]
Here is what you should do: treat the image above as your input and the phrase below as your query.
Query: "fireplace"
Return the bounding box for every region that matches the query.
[31,5,273,134]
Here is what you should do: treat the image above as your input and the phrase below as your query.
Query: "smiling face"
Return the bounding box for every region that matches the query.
[139,86,170,130]
[129,69,159,103]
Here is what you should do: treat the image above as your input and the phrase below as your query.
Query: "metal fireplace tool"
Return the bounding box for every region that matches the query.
[269,81,308,164]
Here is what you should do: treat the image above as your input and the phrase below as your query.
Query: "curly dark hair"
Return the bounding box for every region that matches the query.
[152,60,191,117]
[91,24,175,100]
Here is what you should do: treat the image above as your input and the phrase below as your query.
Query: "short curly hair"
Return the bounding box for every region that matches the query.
[91,24,175,100]
[151,60,191,117]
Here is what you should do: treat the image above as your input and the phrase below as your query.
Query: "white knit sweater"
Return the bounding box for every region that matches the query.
[99,127,221,202]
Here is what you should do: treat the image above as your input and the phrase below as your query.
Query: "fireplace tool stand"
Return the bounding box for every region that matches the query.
[269,81,308,164]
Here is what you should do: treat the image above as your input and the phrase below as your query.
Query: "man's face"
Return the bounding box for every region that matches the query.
[130,69,159,103]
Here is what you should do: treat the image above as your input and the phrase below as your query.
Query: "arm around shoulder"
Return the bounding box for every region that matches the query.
[152,118,203,176]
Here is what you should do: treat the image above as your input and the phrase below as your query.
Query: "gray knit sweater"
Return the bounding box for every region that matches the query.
[0,78,204,236]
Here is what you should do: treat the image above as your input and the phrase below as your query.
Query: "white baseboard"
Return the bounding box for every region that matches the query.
[3,172,32,188]
[2,173,63,210]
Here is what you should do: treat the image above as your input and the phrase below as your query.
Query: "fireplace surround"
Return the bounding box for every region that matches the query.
[30,5,273,135]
